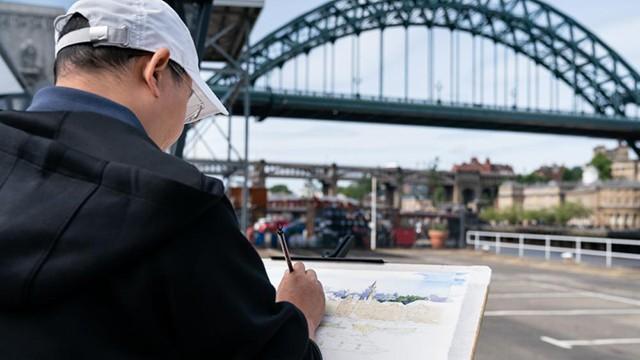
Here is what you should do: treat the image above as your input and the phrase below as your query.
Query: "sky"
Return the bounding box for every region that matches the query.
[3,0,640,190]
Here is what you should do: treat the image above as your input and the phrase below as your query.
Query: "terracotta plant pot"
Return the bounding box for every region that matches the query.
[428,230,448,249]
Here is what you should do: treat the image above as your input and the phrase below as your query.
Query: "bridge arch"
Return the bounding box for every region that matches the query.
[210,0,640,116]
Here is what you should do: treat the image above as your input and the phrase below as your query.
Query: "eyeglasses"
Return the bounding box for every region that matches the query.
[169,61,205,124]
[184,89,205,124]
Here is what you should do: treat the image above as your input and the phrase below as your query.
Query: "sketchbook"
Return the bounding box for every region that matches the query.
[263,260,491,360]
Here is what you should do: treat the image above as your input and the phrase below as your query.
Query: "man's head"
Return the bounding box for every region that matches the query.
[53,0,227,150]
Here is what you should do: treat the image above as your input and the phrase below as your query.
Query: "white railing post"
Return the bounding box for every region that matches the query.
[545,236,550,261]
[465,231,636,267]
[518,234,524,257]
[606,239,612,268]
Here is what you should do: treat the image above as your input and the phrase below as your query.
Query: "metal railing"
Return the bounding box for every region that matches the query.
[248,86,640,122]
[466,230,640,268]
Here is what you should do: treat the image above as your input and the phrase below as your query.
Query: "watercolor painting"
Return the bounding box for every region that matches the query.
[264,265,470,359]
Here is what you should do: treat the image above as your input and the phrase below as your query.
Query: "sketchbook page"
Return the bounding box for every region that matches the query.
[264,261,485,360]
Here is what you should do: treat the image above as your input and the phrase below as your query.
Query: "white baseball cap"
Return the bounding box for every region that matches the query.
[53,0,228,123]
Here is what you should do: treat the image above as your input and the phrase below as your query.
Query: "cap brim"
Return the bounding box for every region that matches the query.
[186,68,229,123]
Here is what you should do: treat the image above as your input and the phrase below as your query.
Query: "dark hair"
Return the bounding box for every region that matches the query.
[54,13,186,84]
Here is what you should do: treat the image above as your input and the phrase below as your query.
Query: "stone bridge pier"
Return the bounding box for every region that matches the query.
[320,163,339,196]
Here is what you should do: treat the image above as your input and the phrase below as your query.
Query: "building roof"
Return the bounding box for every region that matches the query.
[569,179,640,191]
[600,179,640,189]
[451,157,514,175]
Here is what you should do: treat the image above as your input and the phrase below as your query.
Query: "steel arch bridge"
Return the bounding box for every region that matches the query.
[198,0,640,155]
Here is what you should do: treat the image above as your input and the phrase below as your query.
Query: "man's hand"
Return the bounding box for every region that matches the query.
[276,262,326,340]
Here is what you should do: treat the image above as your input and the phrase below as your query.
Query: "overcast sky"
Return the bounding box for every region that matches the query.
[4,0,640,186]
[246,0,640,173]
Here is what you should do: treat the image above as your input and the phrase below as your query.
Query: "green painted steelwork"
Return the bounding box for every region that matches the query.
[209,0,640,117]
[212,86,640,140]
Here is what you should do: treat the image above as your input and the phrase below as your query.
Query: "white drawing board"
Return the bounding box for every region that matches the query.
[263,260,491,360]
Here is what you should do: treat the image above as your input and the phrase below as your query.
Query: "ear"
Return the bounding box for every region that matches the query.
[142,48,171,98]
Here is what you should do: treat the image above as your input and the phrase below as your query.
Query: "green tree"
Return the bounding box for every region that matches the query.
[481,203,590,226]
[502,207,522,225]
[426,157,447,206]
[480,206,521,225]
[338,177,372,200]
[431,185,447,206]
[562,166,583,182]
[269,184,293,194]
[553,202,591,226]
[516,172,547,184]
[479,207,500,223]
[589,153,612,180]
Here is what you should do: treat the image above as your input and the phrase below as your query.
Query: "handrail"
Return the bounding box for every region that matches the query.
[241,86,640,122]
[466,230,640,267]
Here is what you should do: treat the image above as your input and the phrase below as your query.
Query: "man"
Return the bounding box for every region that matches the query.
[0,0,325,359]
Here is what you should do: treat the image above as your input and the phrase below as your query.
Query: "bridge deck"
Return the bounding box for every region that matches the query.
[213,86,640,140]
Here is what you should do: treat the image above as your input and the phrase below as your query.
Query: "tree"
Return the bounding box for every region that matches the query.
[479,207,500,223]
[516,172,547,184]
[589,153,612,180]
[426,157,447,206]
[554,202,591,226]
[338,177,372,200]
[562,166,583,182]
[431,185,447,206]
[269,184,293,195]
[480,203,590,226]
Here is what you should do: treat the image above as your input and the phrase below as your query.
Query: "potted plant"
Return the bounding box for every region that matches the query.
[428,222,449,249]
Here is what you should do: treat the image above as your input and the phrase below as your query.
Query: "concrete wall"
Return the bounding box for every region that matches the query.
[0,3,64,95]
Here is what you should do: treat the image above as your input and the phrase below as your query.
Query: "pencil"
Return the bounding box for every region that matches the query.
[276,226,294,272]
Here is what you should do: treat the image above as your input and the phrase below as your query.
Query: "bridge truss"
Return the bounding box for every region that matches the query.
[182,0,640,229]
[210,0,640,116]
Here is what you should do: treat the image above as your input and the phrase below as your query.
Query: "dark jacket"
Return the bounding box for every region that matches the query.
[0,111,321,359]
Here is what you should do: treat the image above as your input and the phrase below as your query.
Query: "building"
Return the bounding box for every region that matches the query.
[494,144,640,229]
[566,181,640,229]
[451,158,515,211]
[497,181,575,211]
[612,159,640,181]
[522,182,575,211]
[594,143,630,163]
[0,3,64,95]
[593,143,640,181]
[451,157,514,176]
[594,181,640,229]
[400,197,435,213]
[532,165,565,182]
[497,179,640,229]
[496,181,524,209]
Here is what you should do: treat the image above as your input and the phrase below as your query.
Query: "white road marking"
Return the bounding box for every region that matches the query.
[540,336,573,349]
[491,292,590,299]
[541,336,640,349]
[484,308,640,316]
[531,282,640,307]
